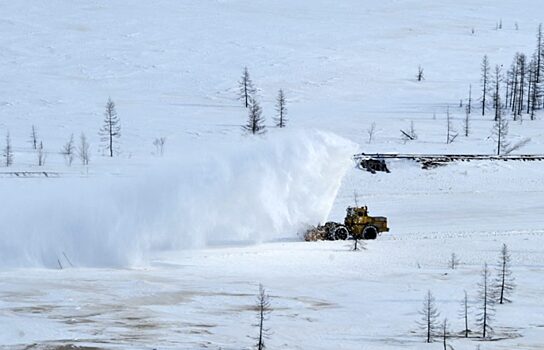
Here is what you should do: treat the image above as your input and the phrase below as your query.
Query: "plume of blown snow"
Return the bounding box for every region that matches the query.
[0,130,357,268]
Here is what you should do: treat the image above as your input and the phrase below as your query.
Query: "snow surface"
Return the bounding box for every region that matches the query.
[1,0,544,349]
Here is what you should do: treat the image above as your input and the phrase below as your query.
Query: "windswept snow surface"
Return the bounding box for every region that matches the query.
[1,0,544,349]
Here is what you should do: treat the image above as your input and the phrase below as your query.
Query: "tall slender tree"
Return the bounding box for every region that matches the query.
[476,263,495,339]
[534,24,543,113]
[481,55,491,116]
[3,131,13,167]
[492,65,503,121]
[468,84,472,114]
[255,284,271,350]
[445,107,457,144]
[459,290,470,338]
[30,125,38,150]
[61,134,75,166]
[37,141,46,166]
[519,54,527,117]
[418,290,440,343]
[274,89,287,128]
[78,132,90,166]
[495,243,515,304]
[492,102,509,155]
[99,98,121,157]
[441,318,449,350]
[464,105,470,137]
[239,67,256,108]
[529,24,544,120]
[527,56,535,115]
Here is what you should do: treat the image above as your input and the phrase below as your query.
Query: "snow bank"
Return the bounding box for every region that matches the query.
[0,130,356,268]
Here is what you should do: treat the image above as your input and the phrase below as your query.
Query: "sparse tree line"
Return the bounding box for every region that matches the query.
[417,244,515,347]
[238,67,289,135]
[0,98,170,168]
[404,24,544,155]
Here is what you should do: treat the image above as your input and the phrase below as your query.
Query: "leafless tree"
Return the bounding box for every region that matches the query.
[3,131,13,167]
[255,284,271,350]
[418,290,441,343]
[100,98,121,157]
[468,84,473,114]
[274,89,287,128]
[441,318,452,350]
[153,137,166,156]
[239,67,257,108]
[37,141,46,166]
[449,253,460,270]
[417,66,424,81]
[459,290,470,338]
[464,105,470,137]
[446,107,458,144]
[491,105,509,155]
[243,97,266,135]
[476,263,495,339]
[495,243,515,304]
[78,132,90,166]
[481,55,491,116]
[61,134,75,166]
[30,125,38,150]
[530,24,543,119]
[492,65,503,121]
[367,122,376,144]
[409,121,417,140]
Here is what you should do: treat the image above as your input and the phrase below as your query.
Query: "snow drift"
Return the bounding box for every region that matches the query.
[0,130,356,268]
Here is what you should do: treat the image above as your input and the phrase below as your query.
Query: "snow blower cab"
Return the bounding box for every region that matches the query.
[343,206,389,240]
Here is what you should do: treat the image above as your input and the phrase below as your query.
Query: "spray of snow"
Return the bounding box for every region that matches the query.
[0,130,356,268]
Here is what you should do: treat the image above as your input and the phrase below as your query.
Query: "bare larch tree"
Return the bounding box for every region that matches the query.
[531,24,543,120]
[492,65,503,121]
[3,131,13,167]
[481,55,491,116]
[61,134,75,166]
[459,290,470,338]
[153,137,166,156]
[418,290,440,343]
[468,84,472,114]
[417,66,424,81]
[464,105,470,137]
[30,125,38,150]
[275,89,287,128]
[78,132,90,166]
[367,122,376,144]
[476,263,495,339]
[100,98,121,157]
[239,67,256,108]
[446,107,457,144]
[37,141,46,166]
[491,103,509,156]
[243,97,266,135]
[441,318,450,350]
[495,243,515,304]
[255,284,271,350]
[449,252,460,270]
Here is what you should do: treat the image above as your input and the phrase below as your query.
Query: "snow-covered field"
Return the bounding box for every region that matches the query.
[1,0,544,349]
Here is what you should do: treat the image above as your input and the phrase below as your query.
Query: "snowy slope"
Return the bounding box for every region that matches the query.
[1,0,544,349]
